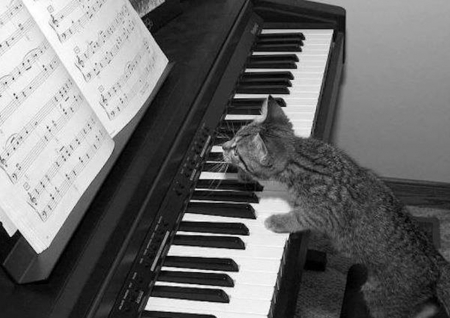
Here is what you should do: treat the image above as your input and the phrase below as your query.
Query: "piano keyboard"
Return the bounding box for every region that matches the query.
[144,28,333,318]
[227,28,333,138]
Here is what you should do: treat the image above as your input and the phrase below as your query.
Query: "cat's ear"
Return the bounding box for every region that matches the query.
[252,133,269,165]
[255,96,292,128]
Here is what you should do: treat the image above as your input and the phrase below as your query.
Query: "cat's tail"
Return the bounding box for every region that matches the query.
[436,260,450,316]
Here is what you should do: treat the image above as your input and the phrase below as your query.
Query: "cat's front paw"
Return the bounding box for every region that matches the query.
[264,214,291,233]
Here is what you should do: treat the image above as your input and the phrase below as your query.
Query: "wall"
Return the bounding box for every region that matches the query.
[318,0,450,183]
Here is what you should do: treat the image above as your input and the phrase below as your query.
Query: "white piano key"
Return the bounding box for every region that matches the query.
[146,293,272,316]
[167,244,283,261]
[180,214,274,235]
[145,304,269,318]
[159,267,280,287]
[199,171,238,180]
[225,111,316,121]
[233,95,319,106]
[234,90,321,98]
[252,52,329,60]
[175,231,287,247]
[187,197,292,217]
[233,92,319,99]
[295,128,313,138]
[226,103,318,114]
[165,249,283,274]
[260,28,333,36]
[245,65,326,74]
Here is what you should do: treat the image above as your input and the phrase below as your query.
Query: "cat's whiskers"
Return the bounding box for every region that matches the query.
[208,161,228,173]
[197,161,229,197]
[224,119,236,136]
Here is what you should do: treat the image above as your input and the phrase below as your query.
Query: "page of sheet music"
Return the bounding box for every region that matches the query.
[0,0,114,253]
[23,0,169,137]
[0,207,17,237]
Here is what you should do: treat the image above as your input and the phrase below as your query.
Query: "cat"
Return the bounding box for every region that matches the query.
[221,96,450,318]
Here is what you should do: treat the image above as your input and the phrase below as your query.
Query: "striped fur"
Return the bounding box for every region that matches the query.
[222,97,450,318]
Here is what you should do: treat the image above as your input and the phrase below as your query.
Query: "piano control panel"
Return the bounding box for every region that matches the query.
[175,126,213,195]
[112,125,214,317]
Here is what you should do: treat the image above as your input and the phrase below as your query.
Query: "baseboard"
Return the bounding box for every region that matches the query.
[382,177,450,209]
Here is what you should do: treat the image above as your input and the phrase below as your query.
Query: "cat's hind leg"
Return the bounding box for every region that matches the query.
[361,277,436,318]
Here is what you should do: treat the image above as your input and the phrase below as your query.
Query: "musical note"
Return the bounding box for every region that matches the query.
[48,0,108,43]
[74,5,129,71]
[0,17,34,57]
[98,40,155,120]
[0,56,60,126]
[74,6,135,82]
[0,79,82,184]
[0,1,24,29]
[0,39,50,95]
[47,0,79,29]
[26,116,109,221]
[98,51,143,108]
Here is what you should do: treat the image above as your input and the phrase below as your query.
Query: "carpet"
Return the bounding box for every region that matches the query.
[294,206,450,318]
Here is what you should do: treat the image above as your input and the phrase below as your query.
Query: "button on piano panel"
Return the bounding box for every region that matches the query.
[110,126,216,317]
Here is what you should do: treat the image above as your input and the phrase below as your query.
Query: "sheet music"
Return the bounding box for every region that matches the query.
[0,207,17,236]
[23,0,169,137]
[0,0,114,253]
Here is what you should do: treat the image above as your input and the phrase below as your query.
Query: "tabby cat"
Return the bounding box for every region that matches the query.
[221,96,450,318]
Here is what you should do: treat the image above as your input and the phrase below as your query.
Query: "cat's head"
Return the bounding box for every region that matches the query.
[222,96,294,180]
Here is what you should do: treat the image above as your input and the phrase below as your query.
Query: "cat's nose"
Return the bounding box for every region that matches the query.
[222,140,233,151]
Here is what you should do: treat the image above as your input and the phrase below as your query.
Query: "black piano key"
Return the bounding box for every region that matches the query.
[246,54,298,69]
[173,234,246,250]
[253,42,302,52]
[196,179,263,192]
[143,311,216,318]
[192,190,259,203]
[230,98,265,108]
[226,106,261,115]
[211,136,228,146]
[201,163,238,173]
[163,256,239,272]
[158,270,235,287]
[205,152,224,161]
[240,71,294,81]
[235,84,290,95]
[210,136,227,145]
[257,32,305,41]
[179,221,250,236]
[238,78,292,87]
[219,120,252,131]
[187,202,256,219]
[151,286,230,303]
[229,97,286,108]
[249,53,299,62]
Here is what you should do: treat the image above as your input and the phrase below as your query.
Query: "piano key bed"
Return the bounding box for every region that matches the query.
[144,28,333,318]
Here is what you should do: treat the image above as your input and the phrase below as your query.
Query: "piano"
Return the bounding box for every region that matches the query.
[0,0,345,317]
